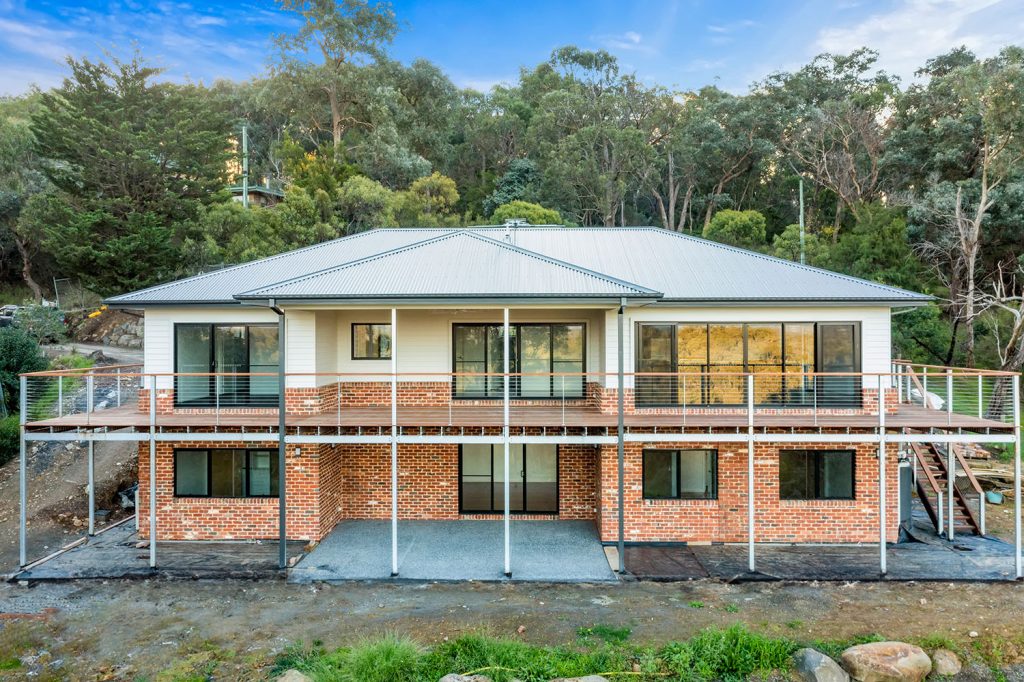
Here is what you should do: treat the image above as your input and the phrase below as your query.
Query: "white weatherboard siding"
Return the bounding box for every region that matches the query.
[603,306,893,390]
[143,306,278,390]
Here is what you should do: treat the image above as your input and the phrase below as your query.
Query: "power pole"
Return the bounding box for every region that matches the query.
[241,124,250,209]
[798,177,806,265]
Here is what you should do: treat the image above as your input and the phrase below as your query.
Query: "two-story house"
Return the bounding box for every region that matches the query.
[18,226,1021,579]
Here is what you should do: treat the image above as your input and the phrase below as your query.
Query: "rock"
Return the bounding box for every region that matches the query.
[931,649,961,677]
[794,647,850,682]
[438,676,493,682]
[840,642,931,682]
[276,671,314,682]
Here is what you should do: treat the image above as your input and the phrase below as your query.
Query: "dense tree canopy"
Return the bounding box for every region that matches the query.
[0,1,1022,371]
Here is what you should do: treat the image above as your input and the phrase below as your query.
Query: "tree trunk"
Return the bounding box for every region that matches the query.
[327,84,343,162]
[13,233,43,302]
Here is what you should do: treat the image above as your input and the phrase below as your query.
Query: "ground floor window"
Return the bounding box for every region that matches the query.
[459,443,558,513]
[173,448,279,498]
[779,449,854,500]
[642,449,718,500]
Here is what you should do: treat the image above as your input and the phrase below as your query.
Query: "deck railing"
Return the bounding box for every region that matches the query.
[20,363,1018,428]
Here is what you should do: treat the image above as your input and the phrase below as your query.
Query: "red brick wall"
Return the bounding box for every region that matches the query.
[596,439,899,544]
[137,440,320,541]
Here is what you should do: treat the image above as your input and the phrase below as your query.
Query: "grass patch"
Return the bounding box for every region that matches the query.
[272,626,809,682]
[0,657,21,670]
[576,624,632,644]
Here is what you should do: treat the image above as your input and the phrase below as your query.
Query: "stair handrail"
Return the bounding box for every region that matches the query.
[910,442,942,494]
[950,443,984,496]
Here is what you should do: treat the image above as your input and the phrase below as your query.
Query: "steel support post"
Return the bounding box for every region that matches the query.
[87,440,95,536]
[747,373,755,573]
[503,307,511,577]
[617,300,626,573]
[277,307,287,569]
[1014,375,1021,579]
[149,374,157,568]
[18,376,27,567]
[391,307,399,576]
[879,382,887,575]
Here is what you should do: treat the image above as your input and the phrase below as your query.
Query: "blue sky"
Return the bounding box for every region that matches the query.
[1,0,1023,97]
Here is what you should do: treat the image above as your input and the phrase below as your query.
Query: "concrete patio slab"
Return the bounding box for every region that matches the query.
[289,520,617,583]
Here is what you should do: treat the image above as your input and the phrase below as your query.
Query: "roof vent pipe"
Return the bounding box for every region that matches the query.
[502,219,528,243]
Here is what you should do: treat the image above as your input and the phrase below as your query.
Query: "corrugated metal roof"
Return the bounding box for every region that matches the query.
[105,225,932,306]
[236,231,660,300]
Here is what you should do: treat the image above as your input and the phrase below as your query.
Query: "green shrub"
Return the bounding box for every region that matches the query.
[0,326,47,415]
[13,304,65,343]
[0,415,19,466]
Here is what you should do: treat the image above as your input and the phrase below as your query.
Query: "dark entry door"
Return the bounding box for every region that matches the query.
[460,444,557,514]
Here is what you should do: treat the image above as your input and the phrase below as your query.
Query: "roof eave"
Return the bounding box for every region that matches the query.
[232,293,662,306]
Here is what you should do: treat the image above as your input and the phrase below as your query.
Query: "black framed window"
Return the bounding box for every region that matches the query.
[174,324,279,407]
[635,322,859,407]
[642,449,718,500]
[779,449,855,500]
[173,448,279,498]
[352,323,392,359]
[452,323,585,399]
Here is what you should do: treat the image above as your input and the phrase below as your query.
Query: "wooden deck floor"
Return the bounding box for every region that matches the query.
[25,402,1012,431]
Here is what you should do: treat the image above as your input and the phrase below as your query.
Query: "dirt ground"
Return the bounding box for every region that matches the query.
[0,439,137,573]
[2,577,1024,680]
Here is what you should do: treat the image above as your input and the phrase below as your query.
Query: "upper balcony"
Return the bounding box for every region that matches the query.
[20,362,1018,435]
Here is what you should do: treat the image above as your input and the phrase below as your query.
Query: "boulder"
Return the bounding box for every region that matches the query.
[930,649,961,677]
[840,642,931,682]
[438,675,493,682]
[794,647,850,682]
[276,671,313,682]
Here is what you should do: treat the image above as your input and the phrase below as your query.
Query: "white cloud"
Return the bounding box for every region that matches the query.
[0,17,76,62]
[707,19,755,34]
[594,30,655,53]
[814,0,1024,81]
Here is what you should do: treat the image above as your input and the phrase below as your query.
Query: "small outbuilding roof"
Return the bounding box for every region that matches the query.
[105,226,932,307]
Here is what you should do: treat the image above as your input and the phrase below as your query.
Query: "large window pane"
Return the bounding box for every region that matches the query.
[779,449,854,500]
[175,325,211,404]
[748,324,783,404]
[175,450,208,496]
[247,450,278,496]
[707,324,744,403]
[637,324,674,406]
[676,324,707,405]
[460,444,492,511]
[784,323,815,406]
[520,325,551,398]
[454,326,487,397]
[552,324,584,399]
[249,326,279,401]
[525,444,557,512]
[210,449,245,497]
[818,324,860,407]
[643,450,678,498]
[679,449,717,499]
[215,326,247,400]
[493,444,524,512]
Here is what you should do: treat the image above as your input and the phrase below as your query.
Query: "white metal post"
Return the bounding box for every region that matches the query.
[948,440,955,541]
[148,374,156,568]
[391,307,399,577]
[946,370,953,426]
[879,383,887,575]
[978,374,984,420]
[87,440,95,536]
[747,373,755,573]
[86,374,93,426]
[922,367,928,406]
[18,375,27,568]
[276,307,287,569]
[57,376,63,417]
[1013,374,1021,579]
[503,307,511,577]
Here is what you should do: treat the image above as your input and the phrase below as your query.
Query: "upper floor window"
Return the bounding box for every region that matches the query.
[352,323,392,360]
[453,323,585,399]
[174,324,279,407]
[635,322,859,408]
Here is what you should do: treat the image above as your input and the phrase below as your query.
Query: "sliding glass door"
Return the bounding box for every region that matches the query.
[174,324,280,407]
[460,444,558,514]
